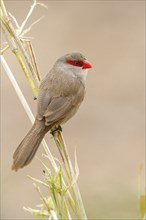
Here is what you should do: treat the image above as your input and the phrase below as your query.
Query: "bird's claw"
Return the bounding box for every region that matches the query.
[50,125,62,135]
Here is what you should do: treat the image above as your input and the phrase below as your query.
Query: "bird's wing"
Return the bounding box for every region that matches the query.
[37,87,73,125]
[43,96,73,124]
[37,88,52,120]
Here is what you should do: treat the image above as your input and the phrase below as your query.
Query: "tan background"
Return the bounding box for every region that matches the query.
[1,0,145,219]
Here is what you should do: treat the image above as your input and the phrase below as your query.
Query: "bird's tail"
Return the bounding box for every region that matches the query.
[12,118,49,171]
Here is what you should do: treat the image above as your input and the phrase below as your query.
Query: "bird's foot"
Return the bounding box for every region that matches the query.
[50,125,62,135]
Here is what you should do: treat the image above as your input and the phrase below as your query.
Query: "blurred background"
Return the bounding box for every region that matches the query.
[1,0,145,219]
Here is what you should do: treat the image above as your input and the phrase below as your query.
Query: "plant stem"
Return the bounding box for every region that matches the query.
[1,20,38,97]
[53,130,87,220]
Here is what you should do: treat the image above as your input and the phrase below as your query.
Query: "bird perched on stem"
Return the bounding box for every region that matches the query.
[12,52,92,171]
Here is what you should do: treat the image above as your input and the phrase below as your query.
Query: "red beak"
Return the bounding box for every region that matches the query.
[82,60,92,69]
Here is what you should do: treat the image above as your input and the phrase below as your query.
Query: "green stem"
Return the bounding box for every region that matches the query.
[53,131,87,220]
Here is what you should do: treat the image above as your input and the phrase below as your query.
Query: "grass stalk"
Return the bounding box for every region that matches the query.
[53,130,87,219]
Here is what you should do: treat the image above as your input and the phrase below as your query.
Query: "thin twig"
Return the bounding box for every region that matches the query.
[53,130,87,219]
[27,41,41,81]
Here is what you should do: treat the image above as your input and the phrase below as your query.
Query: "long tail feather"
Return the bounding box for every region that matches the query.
[12,118,49,171]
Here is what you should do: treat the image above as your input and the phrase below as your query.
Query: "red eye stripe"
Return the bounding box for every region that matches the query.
[66,59,92,69]
[66,60,83,67]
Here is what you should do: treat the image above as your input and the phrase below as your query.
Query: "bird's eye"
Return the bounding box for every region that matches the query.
[75,61,79,65]
[74,61,83,66]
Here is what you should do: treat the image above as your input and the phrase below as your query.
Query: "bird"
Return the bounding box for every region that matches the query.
[12,52,92,171]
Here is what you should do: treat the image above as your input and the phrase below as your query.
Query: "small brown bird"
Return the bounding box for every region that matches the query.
[12,52,92,171]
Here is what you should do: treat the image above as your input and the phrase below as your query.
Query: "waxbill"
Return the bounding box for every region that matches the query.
[12,52,92,171]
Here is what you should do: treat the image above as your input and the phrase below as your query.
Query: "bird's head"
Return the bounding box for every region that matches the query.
[54,52,92,79]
